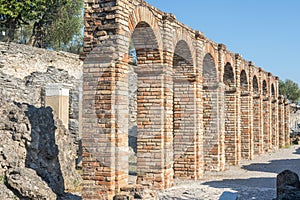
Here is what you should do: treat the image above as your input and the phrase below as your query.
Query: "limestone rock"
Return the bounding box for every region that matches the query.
[7,167,57,200]
[0,102,82,198]
[0,183,16,199]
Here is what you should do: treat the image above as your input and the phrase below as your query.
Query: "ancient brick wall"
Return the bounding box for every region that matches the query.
[81,0,291,198]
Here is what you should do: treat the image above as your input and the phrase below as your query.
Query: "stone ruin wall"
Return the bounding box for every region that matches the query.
[0,42,83,142]
[81,0,292,199]
[0,42,83,198]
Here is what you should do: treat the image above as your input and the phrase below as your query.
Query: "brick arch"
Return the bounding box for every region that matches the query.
[269,76,278,97]
[171,29,196,67]
[204,43,218,65]
[82,1,292,197]
[130,21,162,65]
[252,73,262,155]
[202,52,224,171]
[203,53,217,84]
[172,39,199,179]
[271,83,275,96]
[262,77,271,152]
[223,62,235,86]
[240,70,248,91]
[128,5,163,60]
[252,75,259,93]
[240,68,252,159]
[262,80,268,96]
[173,40,194,74]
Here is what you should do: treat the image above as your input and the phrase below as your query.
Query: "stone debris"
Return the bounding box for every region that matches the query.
[7,167,57,200]
[277,170,300,200]
[0,102,82,199]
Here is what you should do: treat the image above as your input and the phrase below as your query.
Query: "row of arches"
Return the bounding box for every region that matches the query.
[81,3,291,198]
[128,20,284,184]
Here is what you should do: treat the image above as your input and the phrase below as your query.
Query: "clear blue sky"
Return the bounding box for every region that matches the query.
[146,0,300,86]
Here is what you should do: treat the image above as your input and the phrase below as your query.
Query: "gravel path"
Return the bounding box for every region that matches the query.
[158,145,300,200]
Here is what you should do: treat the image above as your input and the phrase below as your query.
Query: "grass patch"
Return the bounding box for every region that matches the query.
[0,173,7,184]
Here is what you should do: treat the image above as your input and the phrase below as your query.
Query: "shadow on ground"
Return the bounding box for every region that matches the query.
[242,158,300,174]
[294,147,300,155]
[203,177,275,189]
[203,153,300,199]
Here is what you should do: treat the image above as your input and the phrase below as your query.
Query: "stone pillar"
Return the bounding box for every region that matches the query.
[45,83,71,128]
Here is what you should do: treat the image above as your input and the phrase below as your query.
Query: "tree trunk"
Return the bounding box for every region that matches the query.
[7,18,17,42]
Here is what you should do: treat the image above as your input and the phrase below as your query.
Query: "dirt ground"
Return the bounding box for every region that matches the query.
[158,145,300,200]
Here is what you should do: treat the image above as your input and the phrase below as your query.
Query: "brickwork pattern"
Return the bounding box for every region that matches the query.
[81,0,291,198]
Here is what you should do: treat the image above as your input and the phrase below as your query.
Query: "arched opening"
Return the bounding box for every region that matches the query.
[202,53,223,171]
[262,80,267,96]
[271,83,278,149]
[128,40,138,179]
[128,21,169,188]
[271,84,275,97]
[223,63,235,87]
[240,70,248,90]
[252,75,262,154]
[173,40,199,179]
[223,63,239,165]
[262,80,271,152]
[253,76,259,93]
[240,70,252,159]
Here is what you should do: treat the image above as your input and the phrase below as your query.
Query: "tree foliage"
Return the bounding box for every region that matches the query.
[0,0,83,52]
[279,79,300,104]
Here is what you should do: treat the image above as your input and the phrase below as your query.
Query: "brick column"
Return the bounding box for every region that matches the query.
[114,61,129,190]
[162,65,174,187]
[203,83,225,171]
[195,33,204,177]
[218,83,226,170]
[271,98,279,150]
[161,13,176,187]
[173,75,198,179]
[172,41,199,179]
[135,66,169,190]
[278,96,285,148]
[284,100,290,146]
[45,83,71,129]
[234,55,241,163]
[202,48,225,171]
[82,61,117,199]
[224,89,239,165]
[263,97,272,152]
[253,94,263,155]
[240,93,252,159]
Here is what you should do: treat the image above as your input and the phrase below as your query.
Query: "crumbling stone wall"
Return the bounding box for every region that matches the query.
[0,102,81,199]
[0,42,82,79]
[0,42,83,154]
[0,42,83,198]
[81,0,291,199]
